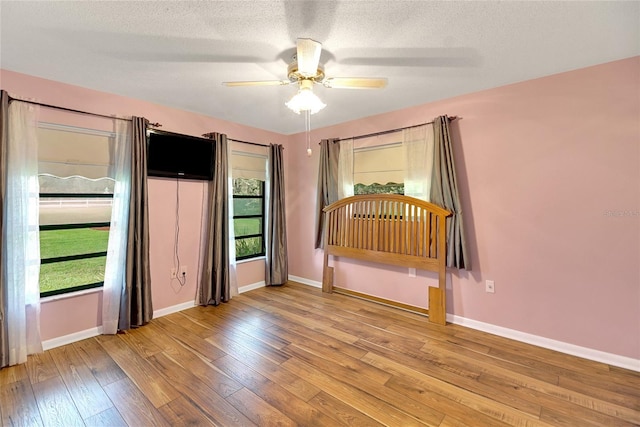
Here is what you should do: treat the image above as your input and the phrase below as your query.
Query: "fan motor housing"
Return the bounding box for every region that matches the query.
[288,61,325,83]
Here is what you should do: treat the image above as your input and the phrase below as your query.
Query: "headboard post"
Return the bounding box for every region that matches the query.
[322,210,333,293]
[322,260,334,293]
[428,215,449,325]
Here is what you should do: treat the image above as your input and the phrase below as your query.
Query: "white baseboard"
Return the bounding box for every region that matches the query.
[239,281,266,293]
[42,326,104,351]
[448,314,640,372]
[288,275,322,288]
[153,300,197,318]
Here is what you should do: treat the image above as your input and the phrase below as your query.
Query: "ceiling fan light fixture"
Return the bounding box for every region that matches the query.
[285,81,326,115]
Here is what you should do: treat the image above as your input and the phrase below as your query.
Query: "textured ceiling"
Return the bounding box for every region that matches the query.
[1,1,638,134]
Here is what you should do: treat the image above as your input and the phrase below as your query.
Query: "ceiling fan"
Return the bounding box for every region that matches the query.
[222,38,388,114]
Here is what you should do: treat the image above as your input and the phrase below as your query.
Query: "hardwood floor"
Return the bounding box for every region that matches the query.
[1,281,639,426]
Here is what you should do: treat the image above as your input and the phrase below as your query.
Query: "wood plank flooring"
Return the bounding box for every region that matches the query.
[1,281,638,426]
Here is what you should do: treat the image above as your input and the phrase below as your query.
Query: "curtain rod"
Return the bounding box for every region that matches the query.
[335,115,459,143]
[227,138,271,148]
[7,95,162,127]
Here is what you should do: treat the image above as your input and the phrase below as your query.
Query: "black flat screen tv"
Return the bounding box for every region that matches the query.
[147,130,214,181]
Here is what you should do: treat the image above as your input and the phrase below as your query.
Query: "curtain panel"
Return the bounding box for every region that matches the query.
[265,144,288,286]
[0,90,8,367]
[119,117,153,329]
[403,124,434,201]
[103,116,152,333]
[430,116,470,270]
[199,132,233,305]
[1,94,43,366]
[102,119,132,334]
[314,138,340,249]
[337,138,354,200]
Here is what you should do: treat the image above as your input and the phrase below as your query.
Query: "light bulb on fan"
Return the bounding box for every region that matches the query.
[286,81,322,158]
[285,80,326,115]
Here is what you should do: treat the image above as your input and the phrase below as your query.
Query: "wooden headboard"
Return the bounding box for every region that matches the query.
[322,194,451,325]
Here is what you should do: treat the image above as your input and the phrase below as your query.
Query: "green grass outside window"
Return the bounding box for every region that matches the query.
[39,227,109,294]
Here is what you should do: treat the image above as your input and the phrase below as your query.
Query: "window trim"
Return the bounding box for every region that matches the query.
[39,192,112,298]
[233,180,266,261]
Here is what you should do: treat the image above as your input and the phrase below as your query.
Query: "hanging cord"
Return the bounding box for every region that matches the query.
[174,176,186,287]
[305,110,312,157]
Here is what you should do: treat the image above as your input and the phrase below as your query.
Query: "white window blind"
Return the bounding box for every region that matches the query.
[353,142,404,185]
[231,150,267,180]
[37,125,114,180]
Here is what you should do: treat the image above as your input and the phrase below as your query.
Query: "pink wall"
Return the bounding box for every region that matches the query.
[1,69,282,341]
[286,57,640,360]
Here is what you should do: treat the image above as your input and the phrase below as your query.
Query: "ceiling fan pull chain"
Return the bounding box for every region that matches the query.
[305,110,312,157]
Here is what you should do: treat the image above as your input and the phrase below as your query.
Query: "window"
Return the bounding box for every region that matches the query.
[353,142,405,195]
[233,178,265,259]
[37,125,114,297]
[231,149,267,260]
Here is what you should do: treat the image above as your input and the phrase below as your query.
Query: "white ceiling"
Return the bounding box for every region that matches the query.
[1,1,638,135]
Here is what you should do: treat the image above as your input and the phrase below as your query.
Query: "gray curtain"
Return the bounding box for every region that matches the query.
[265,144,288,286]
[430,116,470,269]
[198,132,231,305]
[118,117,153,329]
[0,90,8,368]
[314,138,340,249]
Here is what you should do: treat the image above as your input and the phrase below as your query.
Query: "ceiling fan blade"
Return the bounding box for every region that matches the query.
[323,77,388,89]
[222,80,291,87]
[296,38,322,77]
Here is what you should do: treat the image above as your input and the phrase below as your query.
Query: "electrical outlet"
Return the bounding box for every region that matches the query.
[179,265,187,278]
[485,280,495,293]
[170,268,177,279]
[408,268,416,278]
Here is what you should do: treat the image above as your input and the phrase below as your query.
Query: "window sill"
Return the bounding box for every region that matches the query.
[40,286,103,303]
[236,256,266,265]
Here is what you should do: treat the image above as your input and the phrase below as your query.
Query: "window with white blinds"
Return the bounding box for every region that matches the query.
[231,148,268,260]
[37,124,115,297]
